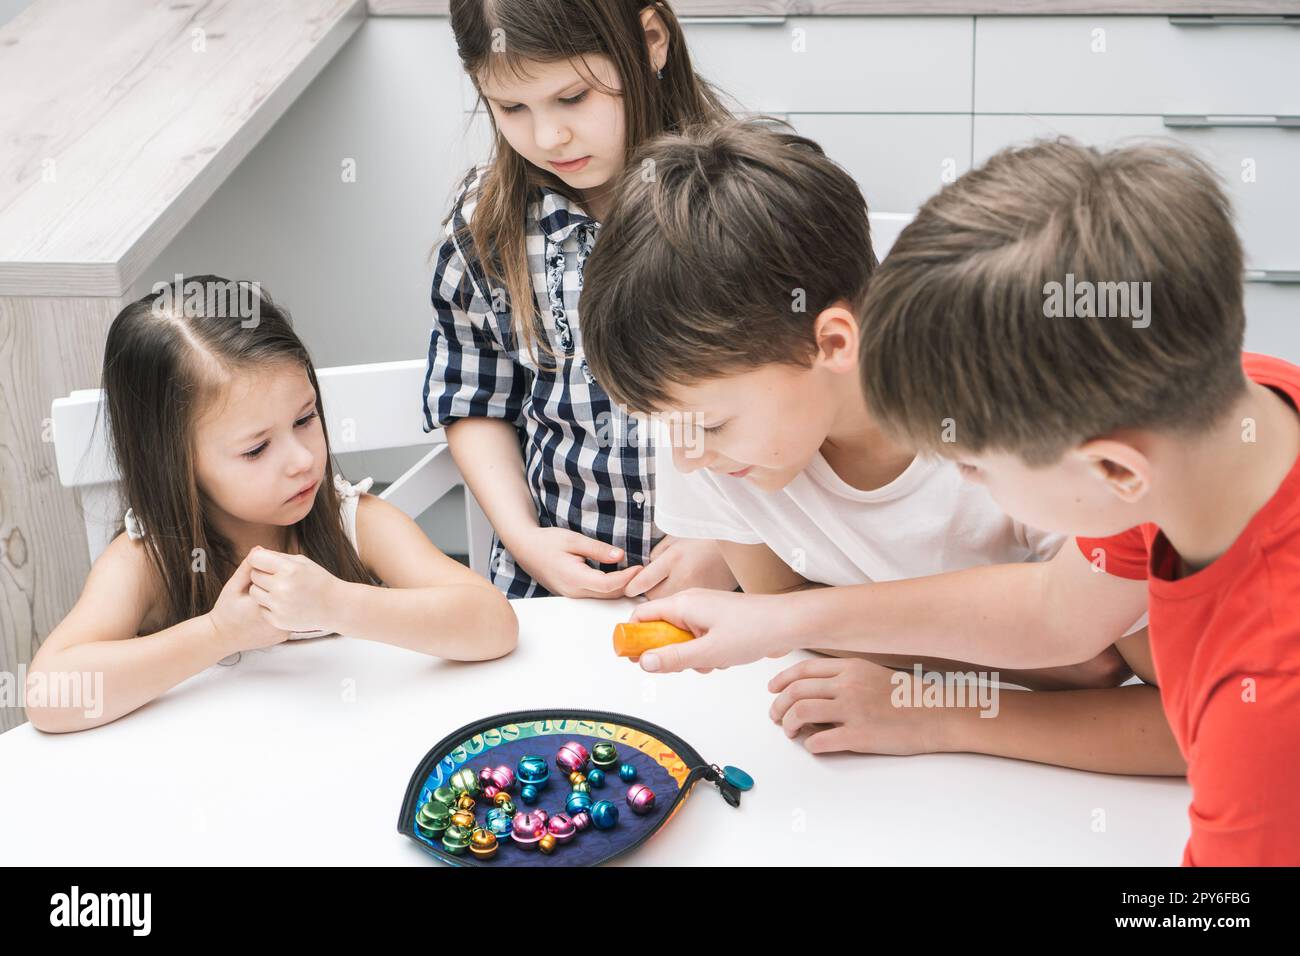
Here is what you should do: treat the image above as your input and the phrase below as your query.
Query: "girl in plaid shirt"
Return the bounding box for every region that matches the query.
[424,1,739,599]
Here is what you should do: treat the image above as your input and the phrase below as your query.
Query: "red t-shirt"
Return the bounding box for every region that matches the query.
[1077,353,1300,866]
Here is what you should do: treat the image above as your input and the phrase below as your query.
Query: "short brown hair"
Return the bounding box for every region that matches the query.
[581,117,876,412]
[859,138,1248,465]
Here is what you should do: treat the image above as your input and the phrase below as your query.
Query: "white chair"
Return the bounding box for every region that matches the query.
[50,358,494,576]
[869,211,914,260]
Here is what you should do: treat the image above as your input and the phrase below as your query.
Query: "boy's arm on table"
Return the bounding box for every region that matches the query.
[932,680,1183,775]
[719,540,1133,690]
[719,540,1177,773]
[333,493,516,660]
[771,632,1184,776]
[635,541,1147,672]
[24,535,237,733]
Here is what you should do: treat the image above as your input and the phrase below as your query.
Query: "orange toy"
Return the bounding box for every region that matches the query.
[612,621,696,660]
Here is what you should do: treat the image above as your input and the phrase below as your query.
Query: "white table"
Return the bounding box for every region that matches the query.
[0,597,1192,865]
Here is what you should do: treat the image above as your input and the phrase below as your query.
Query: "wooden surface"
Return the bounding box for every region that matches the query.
[0,0,366,297]
[0,296,122,735]
[370,1,1300,16]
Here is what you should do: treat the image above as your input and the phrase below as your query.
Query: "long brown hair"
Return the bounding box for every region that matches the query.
[447,0,732,356]
[101,275,375,632]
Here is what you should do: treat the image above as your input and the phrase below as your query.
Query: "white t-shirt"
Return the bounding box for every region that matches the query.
[652,438,1064,587]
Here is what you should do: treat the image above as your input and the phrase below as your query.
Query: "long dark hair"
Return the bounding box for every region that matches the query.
[446,0,733,356]
[101,275,375,631]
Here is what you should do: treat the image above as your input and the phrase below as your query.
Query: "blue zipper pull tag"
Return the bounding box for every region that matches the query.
[703,764,751,808]
[723,766,753,792]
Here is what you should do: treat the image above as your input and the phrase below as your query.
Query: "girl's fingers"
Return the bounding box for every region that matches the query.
[769,678,837,723]
[568,564,642,595]
[227,553,256,592]
[768,658,844,693]
[246,546,289,573]
[248,583,272,607]
[782,698,840,738]
[564,531,624,564]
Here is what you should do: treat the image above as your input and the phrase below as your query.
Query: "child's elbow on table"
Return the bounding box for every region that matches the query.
[23,684,94,735]
[447,583,519,662]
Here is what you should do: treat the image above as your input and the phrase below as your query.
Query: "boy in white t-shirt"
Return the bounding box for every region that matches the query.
[580,119,1178,776]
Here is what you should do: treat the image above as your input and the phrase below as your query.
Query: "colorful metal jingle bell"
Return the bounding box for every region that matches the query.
[565,791,593,817]
[590,741,619,772]
[486,807,514,838]
[618,762,638,783]
[469,827,499,860]
[511,810,548,851]
[516,755,550,805]
[626,783,657,815]
[416,801,450,839]
[547,813,577,845]
[555,740,591,774]
[449,767,480,797]
[481,764,515,793]
[585,767,606,789]
[590,800,620,830]
[442,823,472,855]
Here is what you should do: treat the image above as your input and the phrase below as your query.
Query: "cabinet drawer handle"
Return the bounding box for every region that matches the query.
[681,16,787,26]
[1245,270,1300,284]
[1169,15,1300,27]
[1163,115,1300,129]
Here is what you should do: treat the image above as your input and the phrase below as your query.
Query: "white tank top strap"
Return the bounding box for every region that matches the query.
[124,507,146,541]
[333,473,373,552]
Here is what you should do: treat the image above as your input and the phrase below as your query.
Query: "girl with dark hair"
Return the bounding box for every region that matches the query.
[28,276,517,733]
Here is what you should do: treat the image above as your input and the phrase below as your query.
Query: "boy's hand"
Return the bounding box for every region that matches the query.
[207,552,292,653]
[624,536,738,599]
[511,528,642,599]
[627,588,793,672]
[768,657,948,755]
[247,547,345,633]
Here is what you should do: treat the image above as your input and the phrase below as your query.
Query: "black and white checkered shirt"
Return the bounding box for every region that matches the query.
[422,165,658,597]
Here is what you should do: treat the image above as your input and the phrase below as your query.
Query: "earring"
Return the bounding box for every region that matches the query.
[656,67,663,80]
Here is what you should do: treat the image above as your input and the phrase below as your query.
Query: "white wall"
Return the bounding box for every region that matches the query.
[0,0,31,28]
[137,17,490,554]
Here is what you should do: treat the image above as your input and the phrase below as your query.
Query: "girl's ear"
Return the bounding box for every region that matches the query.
[1074,439,1152,504]
[640,5,670,73]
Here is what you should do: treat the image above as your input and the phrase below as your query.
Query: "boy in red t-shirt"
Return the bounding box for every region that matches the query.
[627,140,1300,866]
